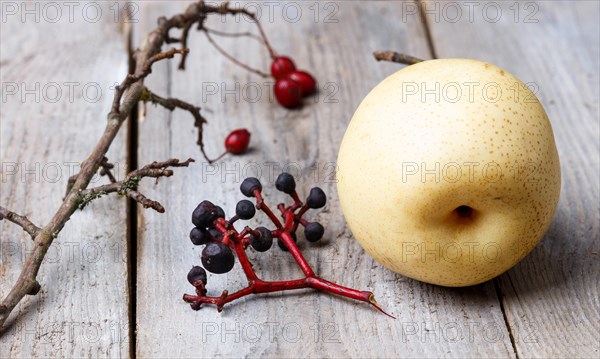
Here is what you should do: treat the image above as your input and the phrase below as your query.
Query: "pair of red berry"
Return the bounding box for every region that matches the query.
[271,56,316,108]
[215,59,317,159]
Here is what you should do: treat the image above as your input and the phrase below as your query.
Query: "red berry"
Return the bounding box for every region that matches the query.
[224,129,251,154]
[287,70,316,96]
[274,78,303,108]
[271,56,296,79]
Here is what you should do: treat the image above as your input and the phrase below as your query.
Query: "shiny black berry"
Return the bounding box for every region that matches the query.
[304,222,324,242]
[277,232,297,251]
[306,187,326,209]
[187,266,207,285]
[275,172,296,194]
[190,227,210,245]
[201,242,235,274]
[240,177,262,197]
[214,206,226,219]
[192,200,218,228]
[236,200,256,220]
[208,227,223,240]
[250,226,273,252]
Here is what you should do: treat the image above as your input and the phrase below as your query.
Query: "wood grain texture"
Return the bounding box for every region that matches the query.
[0,2,130,357]
[135,2,516,358]
[3,1,596,357]
[424,0,600,357]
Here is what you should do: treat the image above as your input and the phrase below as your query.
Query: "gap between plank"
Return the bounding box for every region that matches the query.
[417,0,439,59]
[125,22,139,359]
[494,279,519,358]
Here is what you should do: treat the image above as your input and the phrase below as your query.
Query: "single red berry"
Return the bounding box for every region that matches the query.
[274,78,303,108]
[287,70,316,96]
[224,129,251,154]
[271,56,296,79]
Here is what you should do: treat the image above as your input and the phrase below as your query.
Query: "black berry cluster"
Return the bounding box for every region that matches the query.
[182,173,392,317]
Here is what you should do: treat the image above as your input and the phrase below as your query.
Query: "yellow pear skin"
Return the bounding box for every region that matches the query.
[337,58,561,287]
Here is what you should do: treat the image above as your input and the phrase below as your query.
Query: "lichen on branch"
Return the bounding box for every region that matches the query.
[0,0,276,331]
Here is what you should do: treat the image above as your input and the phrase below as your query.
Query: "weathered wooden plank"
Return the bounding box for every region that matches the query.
[135,2,516,357]
[0,2,130,357]
[424,1,600,357]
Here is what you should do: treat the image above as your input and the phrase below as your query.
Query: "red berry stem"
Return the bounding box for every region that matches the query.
[252,189,284,228]
[203,27,265,47]
[226,215,239,227]
[292,205,309,232]
[184,271,394,317]
[247,14,276,59]
[277,204,309,232]
[203,151,228,164]
[231,237,260,281]
[184,276,391,315]
[239,226,260,239]
[203,30,270,78]
[289,191,303,208]
[183,183,395,318]
[201,13,275,59]
[203,129,252,164]
[277,230,315,277]
[240,236,253,248]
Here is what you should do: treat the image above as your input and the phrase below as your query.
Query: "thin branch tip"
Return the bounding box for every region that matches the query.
[368,292,396,319]
[78,158,194,212]
[1,0,277,330]
[373,50,424,66]
[0,206,41,239]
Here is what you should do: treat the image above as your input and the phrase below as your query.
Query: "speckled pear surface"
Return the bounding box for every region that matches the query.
[336,59,561,286]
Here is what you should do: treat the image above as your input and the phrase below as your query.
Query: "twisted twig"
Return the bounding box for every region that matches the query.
[98,157,118,183]
[66,156,117,194]
[203,30,270,77]
[0,0,268,332]
[79,158,194,213]
[140,87,219,164]
[204,27,264,44]
[0,207,40,239]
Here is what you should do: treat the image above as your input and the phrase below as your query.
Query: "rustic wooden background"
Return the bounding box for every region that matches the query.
[1,1,598,358]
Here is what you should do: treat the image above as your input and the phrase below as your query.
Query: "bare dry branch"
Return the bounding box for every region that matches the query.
[373,50,424,65]
[0,0,270,331]
[79,158,194,213]
[141,87,218,163]
[0,207,41,239]
[111,47,190,115]
[178,22,194,70]
[66,157,117,195]
[98,157,117,183]
[204,27,264,43]
[203,30,270,77]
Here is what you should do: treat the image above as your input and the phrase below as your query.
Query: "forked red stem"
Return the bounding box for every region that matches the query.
[183,189,394,318]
